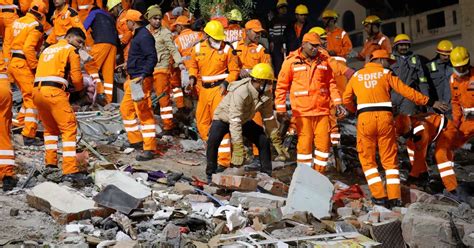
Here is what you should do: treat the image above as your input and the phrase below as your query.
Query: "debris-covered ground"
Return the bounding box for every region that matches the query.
[1,106,474,247]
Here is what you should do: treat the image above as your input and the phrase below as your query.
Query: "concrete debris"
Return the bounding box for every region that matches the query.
[93,185,142,214]
[95,170,151,199]
[26,182,112,224]
[283,165,334,219]
[229,191,286,209]
[212,173,258,191]
[173,182,195,195]
[214,205,247,231]
[179,139,205,152]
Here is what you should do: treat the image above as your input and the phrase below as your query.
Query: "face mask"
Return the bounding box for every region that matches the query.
[209,39,222,50]
[454,68,469,77]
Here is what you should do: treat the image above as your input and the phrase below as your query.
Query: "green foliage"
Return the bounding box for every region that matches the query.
[189,0,255,21]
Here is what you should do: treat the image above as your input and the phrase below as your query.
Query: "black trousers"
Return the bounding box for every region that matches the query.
[206,120,272,176]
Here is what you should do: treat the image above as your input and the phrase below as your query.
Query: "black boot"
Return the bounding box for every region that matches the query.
[62,172,93,187]
[371,197,388,207]
[136,150,154,161]
[216,165,227,173]
[388,199,403,208]
[2,176,18,192]
[121,141,143,151]
[23,136,44,146]
[244,157,261,172]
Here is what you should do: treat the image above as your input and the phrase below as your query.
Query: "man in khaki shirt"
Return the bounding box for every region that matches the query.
[206,63,288,181]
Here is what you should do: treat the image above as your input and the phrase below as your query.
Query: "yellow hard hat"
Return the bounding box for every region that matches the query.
[362,15,381,25]
[250,63,275,81]
[204,20,226,41]
[227,9,243,21]
[450,46,470,67]
[322,9,338,19]
[276,0,288,8]
[308,27,327,39]
[393,34,411,46]
[295,4,308,15]
[107,0,121,10]
[437,40,453,55]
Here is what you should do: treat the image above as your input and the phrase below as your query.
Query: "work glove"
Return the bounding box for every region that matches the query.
[270,130,289,161]
[130,77,145,102]
[220,80,229,96]
[231,142,246,166]
[335,104,348,119]
[432,101,449,113]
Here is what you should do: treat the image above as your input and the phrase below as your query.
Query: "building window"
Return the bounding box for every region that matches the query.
[401,23,405,33]
[453,10,457,25]
[416,19,421,33]
[427,11,446,30]
[342,11,355,32]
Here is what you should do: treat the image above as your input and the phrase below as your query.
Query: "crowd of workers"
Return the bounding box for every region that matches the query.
[0,0,472,208]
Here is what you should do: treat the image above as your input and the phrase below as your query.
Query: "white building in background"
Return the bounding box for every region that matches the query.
[324,0,462,67]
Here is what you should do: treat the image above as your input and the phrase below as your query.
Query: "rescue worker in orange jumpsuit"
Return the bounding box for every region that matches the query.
[342,50,448,207]
[83,6,118,105]
[232,19,271,168]
[358,16,391,63]
[33,28,92,184]
[45,0,86,46]
[19,0,48,14]
[7,0,47,146]
[394,113,458,193]
[145,5,184,134]
[224,9,244,43]
[0,0,20,59]
[173,15,202,98]
[0,49,16,191]
[275,33,347,173]
[108,0,131,64]
[283,4,313,53]
[70,0,103,22]
[308,27,356,147]
[119,10,158,161]
[188,20,240,169]
[321,9,352,58]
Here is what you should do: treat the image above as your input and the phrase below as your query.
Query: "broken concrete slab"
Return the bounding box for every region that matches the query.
[402,202,474,248]
[95,170,151,199]
[26,182,112,224]
[93,185,141,214]
[173,182,195,195]
[211,174,258,191]
[229,191,286,209]
[283,165,334,219]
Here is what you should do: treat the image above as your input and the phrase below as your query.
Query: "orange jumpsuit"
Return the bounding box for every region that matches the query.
[162,8,192,30]
[6,12,43,139]
[0,50,14,181]
[0,0,20,57]
[275,48,341,173]
[32,39,83,175]
[232,39,271,156]
[70,0,103,22]
[343,62,429,200]
[327,56,355,145]
[358,32,391,63]
[188,40,239,166]
[394,113,458,191]
[116,9,132,61]
[20,0,48,15]
[224,24,244,43]
[326,27,352,58]
[46,4,86,46]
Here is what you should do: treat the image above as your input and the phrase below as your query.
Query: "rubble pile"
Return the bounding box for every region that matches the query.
[1,108,473,247]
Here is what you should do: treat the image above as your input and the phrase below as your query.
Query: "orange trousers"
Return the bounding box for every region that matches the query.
[153,69,174,131]
[120,77,157,151]
[0,10,19,58]
[0,77,15,180]
[32,85,80,175]
[357,112,400,200]
[295,115,331,173]
[170,66,184,109]
[329,107,341,146]
[196,84,230,166]
[88,43,117,103]
[8,57,38,138]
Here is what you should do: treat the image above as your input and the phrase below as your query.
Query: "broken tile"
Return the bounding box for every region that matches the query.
[211,174,258,191]
[26,182,112,224]
[229,191,286,209]
[95,170,151,199]
[283,166,334,219]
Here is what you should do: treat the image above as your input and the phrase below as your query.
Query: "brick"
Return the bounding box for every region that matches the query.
[27,182,113,224]
[257,176,289,197]
[211,174,258,191]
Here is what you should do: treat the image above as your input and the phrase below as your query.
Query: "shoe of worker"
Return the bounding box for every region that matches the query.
[23,136,44,146]
[62,172,93,187]
[136,150,154,161]
[2,176,18,192]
